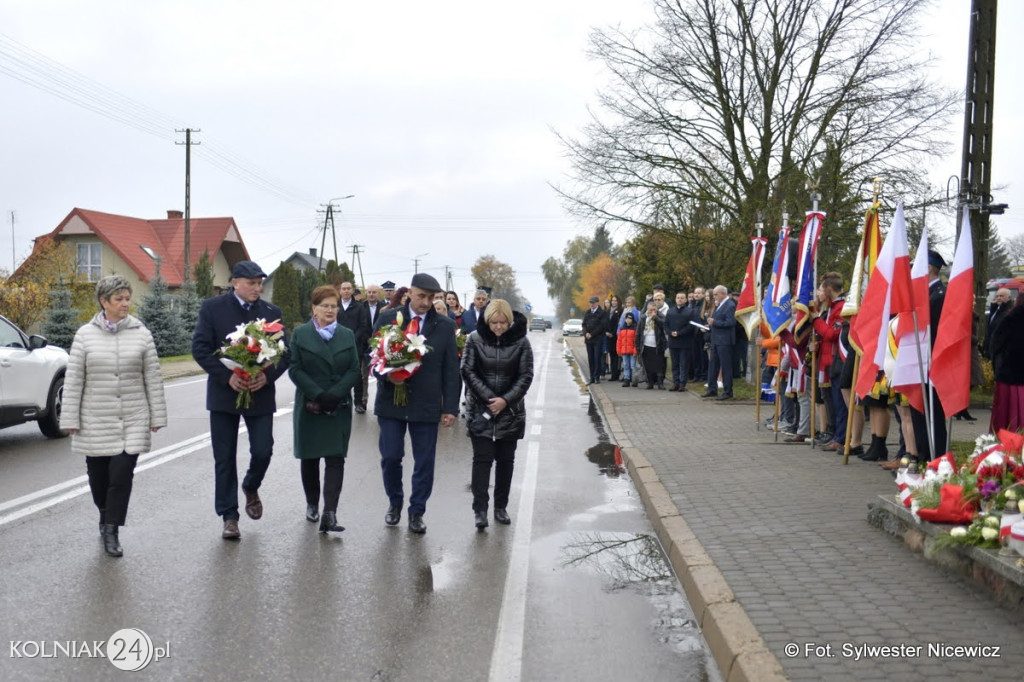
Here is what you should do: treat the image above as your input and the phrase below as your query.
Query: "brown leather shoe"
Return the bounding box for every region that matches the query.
[784,434,807,443]
[222,519,240,540]
[879,459,901,470]
[822,441,841,451]
[243,489,263,520]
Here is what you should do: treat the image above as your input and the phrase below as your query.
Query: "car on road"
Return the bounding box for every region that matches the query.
[529,317,547,332]
[543,319,552,329]
[562,318,583,336]
[0,314,69,438]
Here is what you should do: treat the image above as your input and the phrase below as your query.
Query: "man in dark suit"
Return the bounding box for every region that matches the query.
[702,285,736,400]
[360,283,386,412]
[459,287,490,334]
[337,281,372,413]
[983,287,1012,360]
[373,273,461,534]
[911,250,948,460]
[665,291,695,391]
[192,261,290,540]
[582,296,608,384]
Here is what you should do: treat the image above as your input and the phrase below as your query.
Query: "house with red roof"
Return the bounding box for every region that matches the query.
[16,207,253,297]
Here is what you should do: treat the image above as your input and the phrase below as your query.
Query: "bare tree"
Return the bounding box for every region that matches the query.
[556,0,959,276]
[1004,233,1024,273]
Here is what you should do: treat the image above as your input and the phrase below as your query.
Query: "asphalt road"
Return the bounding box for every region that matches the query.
[0,331,720,681]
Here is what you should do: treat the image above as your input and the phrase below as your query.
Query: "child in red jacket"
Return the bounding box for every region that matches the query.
[617,313,637,387]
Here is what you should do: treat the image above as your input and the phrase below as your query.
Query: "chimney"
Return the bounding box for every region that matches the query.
[167,210,183,219]
[309,248,318,257]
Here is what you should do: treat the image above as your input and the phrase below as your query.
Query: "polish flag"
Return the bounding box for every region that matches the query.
[850,204,912,400]
[890,223,931,412]
[929,212,974,416]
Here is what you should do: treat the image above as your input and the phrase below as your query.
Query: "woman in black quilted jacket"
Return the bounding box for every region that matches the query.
[460,299,534,529]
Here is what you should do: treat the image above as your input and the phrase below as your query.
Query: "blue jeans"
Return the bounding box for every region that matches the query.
[210,411,274,520]
[620,354,636,380]
[378,417,439,516]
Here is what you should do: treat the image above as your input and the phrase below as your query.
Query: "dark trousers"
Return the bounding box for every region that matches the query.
[585,340,602,382]
[707,343,734,396]
[691,336,707,380]
[470,436,518,512]
[734,337,748,379]
[641,346,664,387]
[669,346,689,387]
[378,417,439,516]
[830,379,848,444]
[86,453,139,526]
[607,341,621,380]
[358,356,370,409]
[910,393,948,461]
[300,457,346,513]
[210,411,275,520]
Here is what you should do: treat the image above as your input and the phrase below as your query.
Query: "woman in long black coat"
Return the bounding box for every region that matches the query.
[460,300,534,529]
[635,300,667,389]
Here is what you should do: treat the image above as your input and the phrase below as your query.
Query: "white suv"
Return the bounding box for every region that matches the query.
[0,314,69,438]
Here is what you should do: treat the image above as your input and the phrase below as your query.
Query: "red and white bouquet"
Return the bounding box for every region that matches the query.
[219,318,287,410]
[369,311,430,406]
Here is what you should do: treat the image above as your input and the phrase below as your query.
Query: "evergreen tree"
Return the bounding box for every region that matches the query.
[139,272,188,356]
[177,279,203,342]
[41,282,80,350]
[323,260,355,287]
[192,248,215,299]
[297,266,325,319]
[271,263,302,328]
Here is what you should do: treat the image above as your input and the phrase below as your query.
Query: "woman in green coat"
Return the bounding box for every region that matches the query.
[289,285,361,533]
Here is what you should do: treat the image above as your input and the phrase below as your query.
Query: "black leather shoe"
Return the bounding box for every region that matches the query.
[319,511,345,533]
[408,514,426,534]
[385,505,401,526]
[700,391,717,398]
[102,524,122,557]
[475,511,489,529]
[715,394,732,401]
[494,508,511,525]
[306,504,319,523]
[354,405,366,414]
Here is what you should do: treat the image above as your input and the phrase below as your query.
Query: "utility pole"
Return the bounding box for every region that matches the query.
[413,253,428,274]
[444,266,454,293]
[959,0,1004,320]
[175,127,201,283]
[349,244,366,290]
[9,211,15,272]
[318,195,355,268]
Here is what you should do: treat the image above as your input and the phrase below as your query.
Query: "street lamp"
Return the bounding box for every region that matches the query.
[413,252,429,274]
[139,244,162,281]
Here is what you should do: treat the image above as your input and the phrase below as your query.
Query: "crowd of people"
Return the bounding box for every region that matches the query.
[62,264,535,556]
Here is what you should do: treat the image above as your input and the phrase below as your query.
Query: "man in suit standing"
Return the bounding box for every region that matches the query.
[373,273,461,534]
[192,261,290,540]
[360,283,386,413]
[336,281,372,413]
[983,287,1012,360]
[664,290,695,391]
[460,287,490,334]
[701,285,736,400]
[582,295,609,384]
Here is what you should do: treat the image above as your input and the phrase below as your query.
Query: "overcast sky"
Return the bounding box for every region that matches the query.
[1,0,1021,315]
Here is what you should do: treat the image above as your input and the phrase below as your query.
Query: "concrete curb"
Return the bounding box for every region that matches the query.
[574,344,787,681]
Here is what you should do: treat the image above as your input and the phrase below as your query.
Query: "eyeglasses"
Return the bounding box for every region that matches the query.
[316,304,339,311]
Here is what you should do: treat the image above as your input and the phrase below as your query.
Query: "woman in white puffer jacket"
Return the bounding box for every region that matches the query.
[61,275,167,557]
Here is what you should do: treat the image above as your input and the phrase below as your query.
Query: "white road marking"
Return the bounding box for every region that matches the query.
[0,408,293,527]
[488,341,550,682]
[530,424,541,435]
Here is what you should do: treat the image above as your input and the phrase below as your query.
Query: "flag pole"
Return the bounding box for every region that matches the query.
[808,182,821,449]
[755,213,764,429]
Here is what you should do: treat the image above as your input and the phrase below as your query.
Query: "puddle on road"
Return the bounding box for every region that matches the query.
[584,442,625,477]
[559,531,720,675]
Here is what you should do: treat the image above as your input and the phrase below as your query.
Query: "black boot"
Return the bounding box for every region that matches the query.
[475,511,489,528]
[98,509,106,538]
[102,524,122,557]
[861,435,888,462]
[319,511,345,533]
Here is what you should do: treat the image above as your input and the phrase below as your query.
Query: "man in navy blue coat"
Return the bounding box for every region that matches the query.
[701,285,736,400]
[192,261,290,540]
[459,287,490,334]
[664,290,696,391]
[373,273,461,533]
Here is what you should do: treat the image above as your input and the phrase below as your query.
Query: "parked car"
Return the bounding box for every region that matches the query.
[529,317,547,332]
[562,318,584,336]
[0,314,69,438]
[543,319,552,329]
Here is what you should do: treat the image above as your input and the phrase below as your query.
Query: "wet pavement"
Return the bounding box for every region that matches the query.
[566,337,1024,681]
[0,332,720,681]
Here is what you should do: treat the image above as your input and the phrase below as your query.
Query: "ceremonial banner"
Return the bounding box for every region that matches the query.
[841,204,882,318]
[762,226,793,337]
[930,212,974,416]
[890,223,931,412]
[736,236,768,339]
[850,204,912,400]
[791,211,825,342]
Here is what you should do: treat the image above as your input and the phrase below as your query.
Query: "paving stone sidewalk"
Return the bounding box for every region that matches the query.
[566,338,1023,682]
